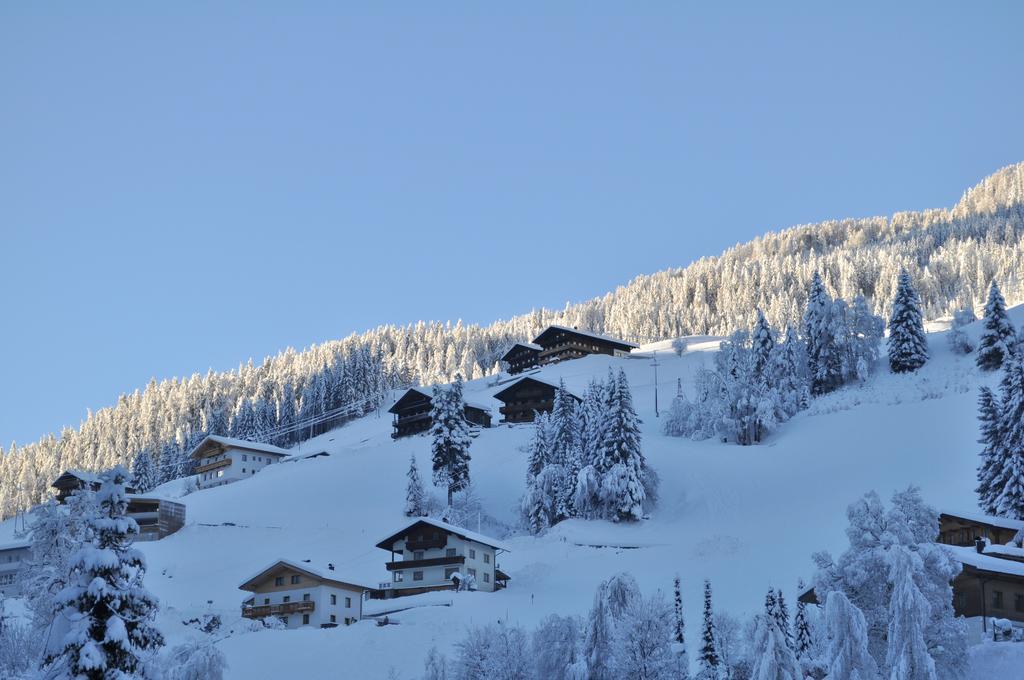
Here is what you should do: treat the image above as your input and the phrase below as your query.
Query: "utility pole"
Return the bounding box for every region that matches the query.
[651,350,660,417]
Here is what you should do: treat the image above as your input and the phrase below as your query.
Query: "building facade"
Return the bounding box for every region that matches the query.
[0,540,31,597]
[51,470,136,503]
[388,387,492,439]
[492,376,580,424]
[375,518,510,599]
[531,326,637,366]
[500,342,542,375]
[239,560,368,629]
[189,435,290,489]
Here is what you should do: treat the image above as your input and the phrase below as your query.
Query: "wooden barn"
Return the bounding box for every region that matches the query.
[500,342,542,375]
[492,376,580,424]
[388,387,492,439]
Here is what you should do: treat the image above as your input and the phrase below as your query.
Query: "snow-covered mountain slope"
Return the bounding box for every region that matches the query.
[9,306,1023,679]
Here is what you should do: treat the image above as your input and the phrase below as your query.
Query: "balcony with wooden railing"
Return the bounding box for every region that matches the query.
[195,457,232,475]
[241,600,315,619]
[385,555,465,571]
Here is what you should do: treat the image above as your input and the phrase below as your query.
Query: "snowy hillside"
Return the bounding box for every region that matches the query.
[4,306,1012,678]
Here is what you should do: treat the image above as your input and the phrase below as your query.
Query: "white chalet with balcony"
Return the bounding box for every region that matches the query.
[375,517,510,598]
[0,539,31,596]
[189,435,290,489]
[239,559,369,629]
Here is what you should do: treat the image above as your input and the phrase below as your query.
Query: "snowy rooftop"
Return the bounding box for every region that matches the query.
[190,435,291,459]
[0,538,31,551]
[940,508,1024,532]
[945,545,1024,578]
[375,517,511,553]
[534,325,639,349]
[983,543,1024,560]
[491,375,583,401]
[239,558,372,592]
[502,341,542,354]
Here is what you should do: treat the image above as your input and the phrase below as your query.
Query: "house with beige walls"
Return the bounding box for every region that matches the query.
[239,559,369,629]
[190,435,290,489]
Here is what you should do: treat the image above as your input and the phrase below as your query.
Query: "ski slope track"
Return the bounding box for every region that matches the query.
[5,307,1024,678]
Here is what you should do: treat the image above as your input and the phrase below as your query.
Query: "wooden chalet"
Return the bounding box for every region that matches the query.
[531,326,638,366]
[501,342,542,375]
[388,387,492,439]
[938,510,1024,547]
[52,470,136,503]
[492,376,580,424]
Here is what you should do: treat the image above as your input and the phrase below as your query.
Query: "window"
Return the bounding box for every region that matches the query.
[469,549,476,559]
[243,455,247,461]
[242,468,246,473]
[291,575,301,584]
[413,571,424,581]
[274,577,284,586]
[263,598,270,605]
[345,597,352,608]
[994,591,1005,609]
[331,594,337,605]
[483,553,491,564]
[283,596,291,603]
[394,572,404,583]
[1015,594,1024,613]
[303,594,311,601]
[414,551,424,560]
[302,614,310,625]
[955,592,966,610]
[484,573,490,583]
[216,470,224,478]
[446,548,457,558]
[468,569,476,578]
[330,615,337,623]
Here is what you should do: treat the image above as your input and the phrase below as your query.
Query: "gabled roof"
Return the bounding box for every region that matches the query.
[945,545,1024,579]
[387,387,433,414]
[189,435,290,460]
[375,517,511,553]
[238,558,371,592]
[500,342,542,361]
[52,469,101,487]
[939,509,1024,532]
[0,539,32,552]
[492,376,581,402]
[531,325,639,351]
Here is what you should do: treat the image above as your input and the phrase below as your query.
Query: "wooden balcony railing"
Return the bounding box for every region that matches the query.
[385,555,465,571]
[241,600,315,619]
[195,458,231,475]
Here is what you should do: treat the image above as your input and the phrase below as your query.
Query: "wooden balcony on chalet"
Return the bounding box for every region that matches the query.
[404,536,448,552]
[241,600,315,619]
[385,555,465,571]
[194,458,231,475]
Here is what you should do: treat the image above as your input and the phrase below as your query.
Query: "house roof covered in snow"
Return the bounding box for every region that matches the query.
[500,342,543,361]
[375,517,511,553]
[0,538,32,552]
[945,545,1024,579]
[491,375,582,402]
[388,387,491,414]
[188,435,290,460]
[532,325,639,351]
[984,543,1024,561]
[939,509,1024,532]
[238,558,371,593]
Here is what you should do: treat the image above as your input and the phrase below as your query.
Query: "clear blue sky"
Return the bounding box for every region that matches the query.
[2,2,1023,447]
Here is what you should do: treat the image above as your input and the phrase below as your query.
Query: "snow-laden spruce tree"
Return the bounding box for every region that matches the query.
[598,370,646,522]
[550,381,582,519]
[804,271,843,395]
[888,270,929,373]
[823,590,879,680]
[885,550,938,680]
[130,449,157,493]
[750,589,802,680]
[947,308,976,355]
[848,295,886,381]
[48,465,163,679]
[977,281,1016,371]
[583,572,641,680]
[812,487,965,679]
[430,375,472,509]
[696,580,722,680]
[771,327,809,419]
[22,492,96,637]
[975,386,1003,515]
[793,580,813,662]
[672,574,690,679]
[614,592,677,680]
[774,588,794,652]
[991,355,1024,519]
[404,454,426,517]
[752,309,775,379]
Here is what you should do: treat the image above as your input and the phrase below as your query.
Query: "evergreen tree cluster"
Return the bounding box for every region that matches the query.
[976,339,1024,519]
[522,370,653,533]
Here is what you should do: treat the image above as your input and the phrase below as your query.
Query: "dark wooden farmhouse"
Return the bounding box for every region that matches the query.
[492,376,580,424]
[52,470,136,503]
[532,326,638,366]
[388,387,492,439]
[500,342,542,375]
[938,510,1024,547]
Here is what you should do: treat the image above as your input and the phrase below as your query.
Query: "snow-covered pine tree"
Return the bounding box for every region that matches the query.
[156,440,181,486]
[848,294,885,381]
[774,588,794,651]
[947,308,977,355]
[430,376,473,509]
[752,309,775,381]
[48,466,163,678]
[597,370,646,522]
[663,378,693,437]
[992,355,1024,519]
[673,574,691,679]
[130,448,157,493]
[977,281,1016,371]
[551,381,582,519]
[794,579,813,660]
[404,454,426,517]
[804,271,842,395]
[771,326,809,419]
[887,270,929,373]
[697,580,721,680]
[750,588,803,680]
[885,550,938,680]
[823,590,879,680]
[975,386,1003,515]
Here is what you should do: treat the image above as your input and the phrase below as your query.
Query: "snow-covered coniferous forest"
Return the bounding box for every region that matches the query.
[2,163,1024,679]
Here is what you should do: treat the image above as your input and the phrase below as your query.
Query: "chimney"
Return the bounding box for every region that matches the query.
[975,537,986,554]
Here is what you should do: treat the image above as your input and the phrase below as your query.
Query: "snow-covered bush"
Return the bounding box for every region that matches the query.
[164,638,228,680]
[672,337,688,356]
[613,593,677,679]
[453,622,531,680]
[532,614,584,680]
[947,308,976,354]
